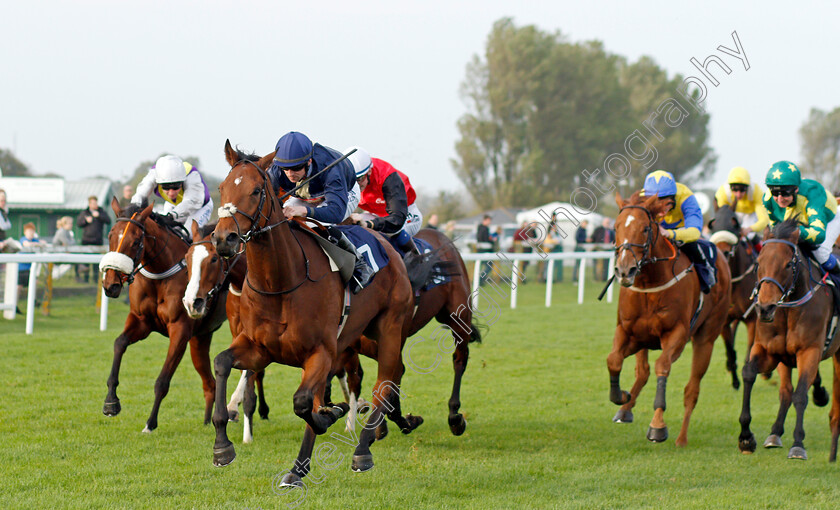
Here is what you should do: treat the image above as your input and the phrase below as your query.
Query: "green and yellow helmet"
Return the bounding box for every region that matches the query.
[765,161,801,188]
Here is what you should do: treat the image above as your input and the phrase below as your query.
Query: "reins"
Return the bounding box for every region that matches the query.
[110,211,188,285]
[750,238,820,308]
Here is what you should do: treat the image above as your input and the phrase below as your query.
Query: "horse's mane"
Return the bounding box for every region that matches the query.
[233,148,261,163]
[198,221,218,239]
[120,200,146,219]
[771,216,801,240]
[625,191,646,205]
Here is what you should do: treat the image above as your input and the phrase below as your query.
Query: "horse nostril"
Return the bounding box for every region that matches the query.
[193,298,204,310]
[226,232,238,245]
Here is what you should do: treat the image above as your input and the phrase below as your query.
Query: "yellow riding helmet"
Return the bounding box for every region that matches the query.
[727,167,751,186]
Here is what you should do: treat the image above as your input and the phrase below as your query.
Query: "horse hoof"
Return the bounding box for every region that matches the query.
[449,414,467,436]
[357,400,371,414]
[612,409,634,424]
[103,400,121,417]
[375,422,389,441]
[276,472,303,488]
[213,442,237,467]
[351,454,374,473]
[788,446,808,460]
[731,378,741,391]
[259,405,270,420]
[813,386,830,407]
[763,434,783,448]
[227,409,239,422]
[141,425,153,434]
[739,434,757,453]
[646,426,668,443]
[402,414,424,434]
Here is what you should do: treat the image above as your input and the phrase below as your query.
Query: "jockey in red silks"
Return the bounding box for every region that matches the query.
[345,146,423,256]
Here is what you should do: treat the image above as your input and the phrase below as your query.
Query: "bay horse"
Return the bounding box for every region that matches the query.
[738,219,840,461]
[211,141,420,485]
[607,191,731,446]
[344,227,483,439]
[182,221,269,443]
[99,199,227,432]
[709,207,829,404]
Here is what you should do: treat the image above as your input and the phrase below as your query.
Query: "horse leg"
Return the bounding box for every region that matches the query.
[212,334,266,467]
[293,347,349,435]
[738,354,759,453]
[256,370,269,420]
[763,363,792,448]
[278,425,318,487]
[226,371,248,423]
[812,369,830,407]
[614,350,649,424]
[721,320,740,390]
[103,315,151,417]
[606,327,636,410]
[188,333,215,425]
[442,307,472,436]
[830,354,840,462]
[788,349,821,460]
[242,370,257,444]
[675,335,715,447]
[143,326,192,433]
[647,325,689,443]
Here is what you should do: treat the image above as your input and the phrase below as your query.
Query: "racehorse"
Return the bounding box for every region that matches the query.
[182,221,269,442]
[99,199,227,432]
[738,219,840,461]
[709,206,830,404]
[346,227,483,438]
[210,141,421,485]
[607,191,731,446]
[708,204,758,390]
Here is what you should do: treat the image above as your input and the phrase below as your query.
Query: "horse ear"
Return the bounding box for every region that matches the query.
[257,150,277,171]
[615,191,625,209]
[763,225,772,240]
[140,203,154,220]
[190,219,200,240]
[791,226,800,243]
[224,139,238,167]
[111,196,122,217]
[642,194,660,211]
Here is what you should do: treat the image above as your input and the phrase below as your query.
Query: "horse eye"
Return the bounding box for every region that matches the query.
[643,226,651,233]
[251,188,260,196]
[211,256,218,263]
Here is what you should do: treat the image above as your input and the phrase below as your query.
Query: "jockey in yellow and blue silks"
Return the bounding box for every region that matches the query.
[642,170,716,293]
[762,160,840,277]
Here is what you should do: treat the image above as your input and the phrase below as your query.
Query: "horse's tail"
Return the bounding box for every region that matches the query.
[468,319,484,344]
[404,248,459,292]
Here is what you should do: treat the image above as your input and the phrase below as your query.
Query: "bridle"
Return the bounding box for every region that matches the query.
[189,239,242,304]
[217,159,324,295]
[110,212,189,285]
[614,205,677,273]
[751,238,817,308]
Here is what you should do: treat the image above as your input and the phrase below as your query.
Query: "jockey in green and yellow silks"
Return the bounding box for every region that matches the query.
[763,160,840,276]
[642,170,716,293]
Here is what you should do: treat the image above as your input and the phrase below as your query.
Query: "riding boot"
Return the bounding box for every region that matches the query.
[333,231,375,294]
[399,237,421,257]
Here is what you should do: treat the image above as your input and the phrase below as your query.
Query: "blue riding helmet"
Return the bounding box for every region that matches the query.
[273,131,314,169]
[643,170,677,198]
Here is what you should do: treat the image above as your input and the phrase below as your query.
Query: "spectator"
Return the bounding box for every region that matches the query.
[476,215,494,286]
[444,220,456,239]
[119,184,134,209]
[426,214,440,230]
[0,188,11,252]
[540,216,564,283]
[513,221,535,275]
[573,220,589,283]
[53,216,76,248]
[591,217,615,281]
[76,195,111,283]
[18,222,46,290]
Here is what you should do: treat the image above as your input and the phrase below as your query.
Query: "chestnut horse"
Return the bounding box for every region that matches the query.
[738,219,840,460]
[608,192,731,446]
[182,221,269,443]
[211,142,420,485]
[99,199,227,432]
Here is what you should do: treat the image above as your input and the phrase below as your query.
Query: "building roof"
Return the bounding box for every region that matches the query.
[4,178,113,211]
[454,207,526,227]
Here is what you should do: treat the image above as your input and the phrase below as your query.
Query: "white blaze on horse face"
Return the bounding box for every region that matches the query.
[234,177,242,186]
[620,238,630,264]
[624,215,635,227]
[184,245,209,310]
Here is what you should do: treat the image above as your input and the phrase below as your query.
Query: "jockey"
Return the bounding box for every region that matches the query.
[714,166,769,244]
[131,155,213,228]
[344,146,423,256]
[266,131,373,292]
[763,160,840,278]
[642,170,716,294]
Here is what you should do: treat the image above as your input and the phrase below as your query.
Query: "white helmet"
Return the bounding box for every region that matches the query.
[344,146,372,178]
[154,155,187,184]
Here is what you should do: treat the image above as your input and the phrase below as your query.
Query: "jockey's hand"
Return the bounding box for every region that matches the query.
[360,220,373,229]
[659,226,673,240]
[349,213,365,224]
[283,205,307,220]
[740,227,751,237]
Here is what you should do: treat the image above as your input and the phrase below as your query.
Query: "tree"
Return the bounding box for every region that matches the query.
[800,107,840,193]
[0,148,33,176]
[415,189,472,223]
[452,19,715,209]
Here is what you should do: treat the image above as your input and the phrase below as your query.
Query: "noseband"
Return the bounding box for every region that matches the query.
[615,205,676,272]
[751,238,817,308]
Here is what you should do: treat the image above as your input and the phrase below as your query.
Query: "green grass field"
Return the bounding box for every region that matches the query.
[4,269,840,509]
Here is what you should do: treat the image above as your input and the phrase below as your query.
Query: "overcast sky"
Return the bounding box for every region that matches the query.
[1,1,836,201]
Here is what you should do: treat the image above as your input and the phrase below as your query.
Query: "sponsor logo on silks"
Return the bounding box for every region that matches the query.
[375,198,386,204]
